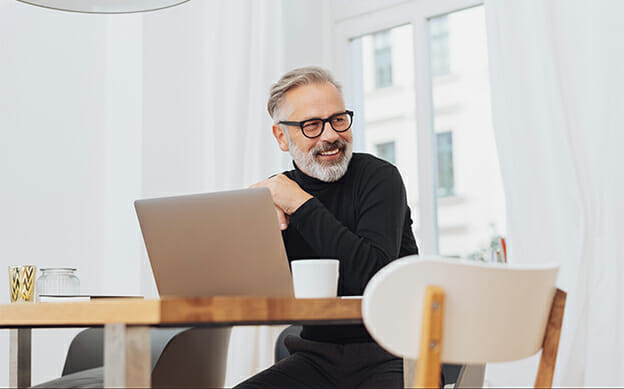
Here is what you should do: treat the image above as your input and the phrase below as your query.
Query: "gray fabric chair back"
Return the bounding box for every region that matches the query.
[49,327,231,388]
[62,327,188,376]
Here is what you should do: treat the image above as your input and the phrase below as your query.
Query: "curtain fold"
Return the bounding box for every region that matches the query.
[200,1,290,386]
[484,0,624,386]
[143,0,291,386]
[203,0,289,192]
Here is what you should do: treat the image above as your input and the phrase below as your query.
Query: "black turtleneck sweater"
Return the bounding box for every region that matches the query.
[283,152,418,343]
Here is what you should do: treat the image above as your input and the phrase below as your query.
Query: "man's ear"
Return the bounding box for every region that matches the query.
[272,124,290,152]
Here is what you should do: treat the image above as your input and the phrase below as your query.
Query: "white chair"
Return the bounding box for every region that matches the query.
[362,255,566,388]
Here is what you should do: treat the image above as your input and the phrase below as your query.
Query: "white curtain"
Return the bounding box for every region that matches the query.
[142,0,291,386]
[201,2,291,386]
[485,0,624,386]
[202,1,290,190]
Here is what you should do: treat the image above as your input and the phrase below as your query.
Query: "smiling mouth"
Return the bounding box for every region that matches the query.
[318,148,341,156]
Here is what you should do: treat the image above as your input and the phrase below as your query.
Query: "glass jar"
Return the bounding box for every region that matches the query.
[36,268,80,300]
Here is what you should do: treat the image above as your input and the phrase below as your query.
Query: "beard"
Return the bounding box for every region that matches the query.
[286,134,353,182]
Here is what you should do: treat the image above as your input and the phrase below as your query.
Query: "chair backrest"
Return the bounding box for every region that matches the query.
[61,327,231,388]
[362,255,560,364]
[62,327,188,376]
[275,325,302,363]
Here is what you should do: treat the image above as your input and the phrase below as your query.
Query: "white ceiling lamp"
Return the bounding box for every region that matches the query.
[17,0,191,14]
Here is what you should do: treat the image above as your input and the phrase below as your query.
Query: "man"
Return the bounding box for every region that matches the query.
[236,66,419,389]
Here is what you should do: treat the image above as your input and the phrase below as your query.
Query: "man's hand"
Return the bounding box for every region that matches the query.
[273,205,289,231]
[250,174,313,230]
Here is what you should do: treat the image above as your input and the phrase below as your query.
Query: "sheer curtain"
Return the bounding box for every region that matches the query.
[484,0,624,386]
[142,0,291,386]
[201,2,291,386]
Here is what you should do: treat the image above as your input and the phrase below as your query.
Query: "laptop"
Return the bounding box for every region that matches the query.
[134,188,294,298]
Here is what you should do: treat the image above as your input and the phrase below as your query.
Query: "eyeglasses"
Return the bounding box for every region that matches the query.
[278,110,354,139]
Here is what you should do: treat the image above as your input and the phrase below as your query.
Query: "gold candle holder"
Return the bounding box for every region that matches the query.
[8,266,21,303]
[7,265,36,303]
[20,265,37,302]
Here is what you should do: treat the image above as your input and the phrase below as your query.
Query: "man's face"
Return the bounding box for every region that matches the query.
[273,82,353,182]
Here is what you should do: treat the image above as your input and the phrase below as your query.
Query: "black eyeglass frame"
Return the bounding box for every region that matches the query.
[278,110,354,139]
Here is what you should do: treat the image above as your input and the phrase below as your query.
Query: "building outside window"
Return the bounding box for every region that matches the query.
[429,15,450,77]
[375,141,396,164]
[436,131,454,197]
[374,30,393,88]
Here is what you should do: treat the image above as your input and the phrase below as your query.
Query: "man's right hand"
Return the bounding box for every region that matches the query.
[250,174,313,231]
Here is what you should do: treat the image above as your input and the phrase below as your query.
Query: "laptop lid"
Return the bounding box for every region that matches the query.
[134,188,294,298]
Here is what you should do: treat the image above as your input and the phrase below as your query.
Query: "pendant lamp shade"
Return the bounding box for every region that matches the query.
[17,0,190,14]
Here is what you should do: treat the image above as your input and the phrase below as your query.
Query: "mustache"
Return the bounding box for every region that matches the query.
[311,139,348,155]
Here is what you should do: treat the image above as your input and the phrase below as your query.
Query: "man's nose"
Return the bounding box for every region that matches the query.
[319,121,339,142]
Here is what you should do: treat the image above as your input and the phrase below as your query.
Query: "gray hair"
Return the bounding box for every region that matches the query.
[267,66,342,123]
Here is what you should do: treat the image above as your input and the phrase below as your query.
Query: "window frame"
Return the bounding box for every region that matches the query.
[332,0,483,255]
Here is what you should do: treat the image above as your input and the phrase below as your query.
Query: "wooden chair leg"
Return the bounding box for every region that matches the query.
[413,286,445,389]
[534,288,567,388]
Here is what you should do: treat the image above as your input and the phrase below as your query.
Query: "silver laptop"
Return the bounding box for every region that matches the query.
[134,188,294,298]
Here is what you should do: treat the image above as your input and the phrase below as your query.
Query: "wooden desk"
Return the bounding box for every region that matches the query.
[0,297,362,388]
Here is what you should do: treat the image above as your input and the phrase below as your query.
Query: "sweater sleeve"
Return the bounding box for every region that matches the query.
[288,165,409,295]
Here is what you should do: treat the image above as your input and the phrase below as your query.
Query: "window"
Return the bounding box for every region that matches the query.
[429,6,506,258]
[436,132,454,197]
[338,1,506,259]
[375,141,396,164]
[374,30,392,88]
[352,24,419,232]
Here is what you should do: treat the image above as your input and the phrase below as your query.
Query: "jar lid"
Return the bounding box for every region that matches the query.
[40,267,77,271]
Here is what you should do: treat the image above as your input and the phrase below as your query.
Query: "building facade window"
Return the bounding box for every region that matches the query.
[375,141,396,165]
[429,15,450,77]
[436,131,454,197]
[374,30,393,88]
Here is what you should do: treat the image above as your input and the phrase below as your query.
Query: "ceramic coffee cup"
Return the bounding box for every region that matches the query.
[291,259,339,298]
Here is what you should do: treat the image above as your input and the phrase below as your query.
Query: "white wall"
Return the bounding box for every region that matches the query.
[0,2,107,300]
[0,0,143,385]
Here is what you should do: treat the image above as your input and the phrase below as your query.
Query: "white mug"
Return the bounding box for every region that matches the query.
[291,259,339,298]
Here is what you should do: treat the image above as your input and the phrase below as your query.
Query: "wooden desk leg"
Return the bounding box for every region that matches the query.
[403,358,417,388]
[104,323,151,388]
[9,328,31,388]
